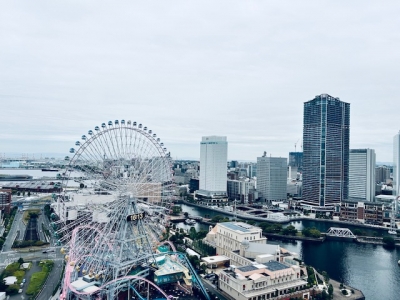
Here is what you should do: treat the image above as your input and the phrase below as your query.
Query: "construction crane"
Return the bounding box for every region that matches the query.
[294,139,299,152]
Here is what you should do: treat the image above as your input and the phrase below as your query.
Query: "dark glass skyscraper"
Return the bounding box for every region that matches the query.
[302,94,350,209]
[289,152,303,170]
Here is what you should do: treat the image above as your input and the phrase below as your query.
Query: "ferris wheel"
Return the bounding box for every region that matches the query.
[54,119,176,300]
[67,119,172,197]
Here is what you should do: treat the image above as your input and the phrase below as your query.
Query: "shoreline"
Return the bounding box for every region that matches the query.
[180,200,399,246]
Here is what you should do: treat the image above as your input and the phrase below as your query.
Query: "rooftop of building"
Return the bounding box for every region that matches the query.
[264,260,290,271]
[219,222,260,233]
[201,136,227,142]
[341,199,385,206]
[201,255,230,264]
[242,241,276,255]
[237,265,258,272]
[236,260,291,274]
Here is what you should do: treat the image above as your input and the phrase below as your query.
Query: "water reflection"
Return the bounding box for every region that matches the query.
[179,203,400,299]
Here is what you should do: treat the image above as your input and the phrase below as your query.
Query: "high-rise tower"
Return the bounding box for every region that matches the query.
[349,149,376,202]
[302,94,350,209]
[197,136,228,202]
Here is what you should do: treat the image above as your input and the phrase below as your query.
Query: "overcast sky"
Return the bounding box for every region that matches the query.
[1,1,399,162]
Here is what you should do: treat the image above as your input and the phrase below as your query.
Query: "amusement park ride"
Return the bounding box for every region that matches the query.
[50,120,210,300]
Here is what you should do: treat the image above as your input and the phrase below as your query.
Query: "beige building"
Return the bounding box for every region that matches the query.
[205,222,300,268]
[204,222,311,299]
[206,222,266,254]
[219,261,309,300]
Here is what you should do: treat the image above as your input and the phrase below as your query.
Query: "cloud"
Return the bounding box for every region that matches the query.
[0,1,399,162]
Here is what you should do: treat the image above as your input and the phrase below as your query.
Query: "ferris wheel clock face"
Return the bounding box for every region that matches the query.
[126,212,146,222]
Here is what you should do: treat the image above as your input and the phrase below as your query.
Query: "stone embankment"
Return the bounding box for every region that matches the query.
[317,271,365,300]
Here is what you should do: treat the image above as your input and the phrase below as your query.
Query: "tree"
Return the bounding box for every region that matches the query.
[189,227,197,240]
[187,255,200,268]
[5,285,19,295]
[302,227,321,238]
[383,236,396,248]
[328,284,334,299]
[272,223,283,232]
[172,205,182,216]
[211,215,225,223]
[183,212,189,218]
[321,290,329,300]
[196,230,208,240]
[200,263,207,273]
[282,225,297,236]
[18,257,24,265]
[321,271,329,283]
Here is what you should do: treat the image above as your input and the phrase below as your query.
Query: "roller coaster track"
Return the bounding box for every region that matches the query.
[154,251,210,300]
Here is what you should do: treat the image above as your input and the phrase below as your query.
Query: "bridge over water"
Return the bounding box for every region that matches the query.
[325,227,357,238]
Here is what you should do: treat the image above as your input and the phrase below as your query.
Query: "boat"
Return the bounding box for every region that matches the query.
[0,174,33,181]
[388,230,397,235]
[41,168,59,172]
[185,219,196,225]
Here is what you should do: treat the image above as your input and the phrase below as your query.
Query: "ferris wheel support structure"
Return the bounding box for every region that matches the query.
[56,119,176,300]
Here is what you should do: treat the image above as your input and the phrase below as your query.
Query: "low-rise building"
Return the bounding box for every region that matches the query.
[227,179,256,203]
[340,200,384,224]
[0,189,12,214]
[219,261,309,300]
[204,221,313,300]
[206,222,266,258]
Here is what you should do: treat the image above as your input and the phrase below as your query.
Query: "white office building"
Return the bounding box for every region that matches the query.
[394,132,400,196]
[197,136,228,201]
[349,149,376,202]
[257,153,287,202]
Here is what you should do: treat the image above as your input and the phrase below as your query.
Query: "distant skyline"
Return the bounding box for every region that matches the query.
[1,2,399,162]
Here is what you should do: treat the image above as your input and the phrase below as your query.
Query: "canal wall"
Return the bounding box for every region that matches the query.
[263,233,325,242]
[180,200,294,223]
[180,200,400,246]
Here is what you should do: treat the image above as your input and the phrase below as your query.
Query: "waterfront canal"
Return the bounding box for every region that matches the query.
[179,203,400,300]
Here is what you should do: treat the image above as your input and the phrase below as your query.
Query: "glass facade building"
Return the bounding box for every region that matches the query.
[302,94,350,208]
[289,152,303,170]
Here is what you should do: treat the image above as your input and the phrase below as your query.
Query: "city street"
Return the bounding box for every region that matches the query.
[2,211,24,252]
[1,202,64,300]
